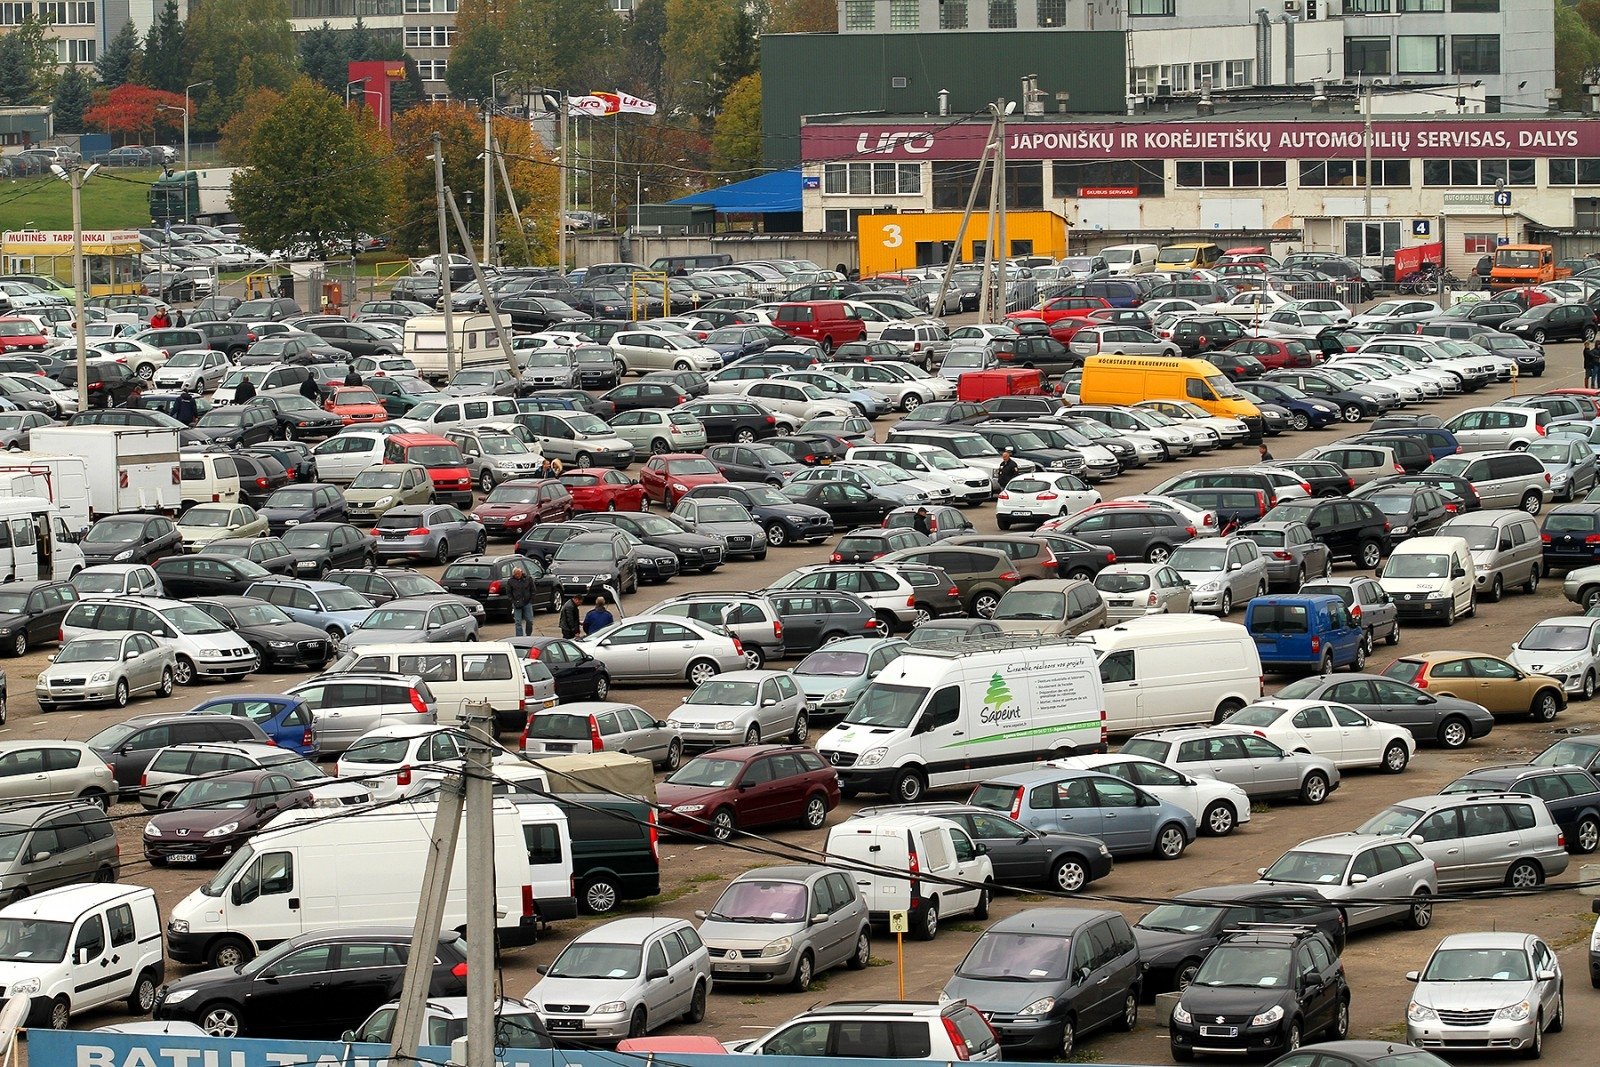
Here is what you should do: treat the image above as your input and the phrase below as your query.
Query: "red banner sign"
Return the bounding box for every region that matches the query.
[1078,186,1140,198]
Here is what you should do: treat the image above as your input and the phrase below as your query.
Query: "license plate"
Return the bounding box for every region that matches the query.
[382,533,404,540]
[546,1020,582,1030]
[1200,1026,1238,1038]
[167,853,197,864]
[715,963,750,973]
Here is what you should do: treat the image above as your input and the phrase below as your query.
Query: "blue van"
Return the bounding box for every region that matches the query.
[1244,594,1364,674]
[184,695,317,756]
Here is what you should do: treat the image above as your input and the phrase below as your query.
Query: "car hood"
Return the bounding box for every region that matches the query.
[244,620,330,643]
[1133,927,1209,964]
[693,520,762,538]
[645,531,721,551]
[941,973,1069,1012]
[148,804,261,835]
[793,673,865,697]
[697,917,806,950]
[1508,647,1586,675]
[531,974,641,1004]
[161,963,247,996]
[1179,986,1295,1020]
[1412,980,1538,1011]
[282,547,332,564]
[191,425,243,441]
[655,781,732,810]
[472,502,537,519]
[259,506,316,523]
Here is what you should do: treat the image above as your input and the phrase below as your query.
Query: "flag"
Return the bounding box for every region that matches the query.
[567,95,614,117]
[612,90,657,116]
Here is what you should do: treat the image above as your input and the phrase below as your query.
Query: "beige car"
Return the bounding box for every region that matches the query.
[991,578,1107,636]
[1092,563,1194,621]
[1383,652,1567,721]
[0,741,116,809]
[176,503,269,551]
[1295,442,1402,487]
[344,463,434,523]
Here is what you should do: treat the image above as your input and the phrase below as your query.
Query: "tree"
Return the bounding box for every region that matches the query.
[52,65,96,133]
[444,23,507,103]
[664,0,734,119]
[0,15,57,105]
[219,86,283,163]
[710,1,758,104]
[231,79,397,255]
[766,0,834,33]
[96,21,144,89]
[142,0,188,93]
[82,83,188,142]
[1557,5,1600,110]
[712,73,761,174]
[624,0,667,103]
[298,22,351,94]
[183,0,297,130]
[389,56,426,117]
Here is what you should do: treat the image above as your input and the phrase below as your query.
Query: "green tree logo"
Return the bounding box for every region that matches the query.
[983,672,1013,707]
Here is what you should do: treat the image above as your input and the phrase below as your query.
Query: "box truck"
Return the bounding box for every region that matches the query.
[23,427,181,518]
[0,460,90,530]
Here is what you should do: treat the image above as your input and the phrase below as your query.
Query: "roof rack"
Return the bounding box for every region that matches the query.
[904,632,1089,658]
[1225,922,1327,937]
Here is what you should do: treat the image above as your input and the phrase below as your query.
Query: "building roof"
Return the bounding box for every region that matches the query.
[671,169,801,214]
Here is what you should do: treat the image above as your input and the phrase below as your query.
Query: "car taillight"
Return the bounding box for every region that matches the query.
[1351,605,1363,619]
[1100,708,1108,746]
[588,715,605,751]
[451,962,468,978]
[1272,550,1292,560]
[1543,533,1553,544]
[1185,526,1197,537]
[1537,424,1547,435]
[830,552,842,562]
[1382,520,1391,532]
[773,620,783,639]
[863,617,878,630]
[139,772,148,787]
[766,416,775,425]
[410,526,430,536]
[648,808,660,861]
[488,579,502,594]
[396,765,411,786]
[409,688,429,714]
[731,636,744,656]
[521,884,534,917]
[1545,472,1552,483]
[999,571,1020,582]
[942,1016,972,1061]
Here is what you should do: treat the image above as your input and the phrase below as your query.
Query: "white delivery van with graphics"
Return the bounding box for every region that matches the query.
[815,636,1107,803]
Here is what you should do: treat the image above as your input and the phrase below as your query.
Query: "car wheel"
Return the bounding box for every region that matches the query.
[791,710,809,744]
[1342,404,1363,423]
[1527,566,1542,594]
[1521,490,1543,515]
[1116,991,1139,1033]
[1576,815,1600,854]
[627,1006,647,1039]
[613,360,627,380]
[1533,328,1548,344]
[575,451,592,467]
[581,875,621,914]
[0,693,6,724]
[1351,643,1367,671]
[661,737,683,773]
[1361,629,1375,656]
[1402,888,1435,930]
[686,980,707,1024]
[113,679,129,708]
[1300,771,1330,804]
[78,788,107,811]
[735,428,756,443]
[1584,672,1597,702]
[1146,543,1172,563]
[1506,859,1543,889]
[208,936,253,970]
[1154,823,1187,859]
[742,644,765,670]
[1358,539,1383,569]
[1202,801,1237,836]
[802,793,828,829]
[913,897,939,941]
[1531,690,1561,721]
[1051,855,1088,892]
[478,469,496,492]
[593,673,610,700]
[744,723,760,745]
[709,807,735,842]
[8,632,23,657]
[1218,589,1232,615]
[902,393,923,413]
[1381,740,1410,773]
[1057,1016,1076,1060]
[1318,649,1333,675]
[996,514,1011,531]
[789,950,816,992]
[128,969,158,1014]
[764,522,788,547]
[972,591,1000,618]
[173,656,196,686]
[894,768,927,803]
[1286,1020,1303,1053]
[650,437,669,455]
[847,928,871,969]
[434,540,450,565]
[1438,716,1470,749]
[1331,998,1350,1040]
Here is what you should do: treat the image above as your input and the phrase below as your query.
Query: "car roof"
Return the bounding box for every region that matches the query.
[1434,931,1533,950]
[986,907,1119,935]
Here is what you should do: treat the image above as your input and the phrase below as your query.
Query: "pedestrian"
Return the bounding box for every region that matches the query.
[149,308,170,330]
[996,448,1019,489]
[550,459,563,476]
[173,387,197,426]
[559,593,581,640]
[1258,442,1274,462]
[583,595,614,636]
[539,457,555,479]
[508,565,537,637]
[1585,337,1600,389]
[173,309,186,328]
[299,374,321,402]
[124,385,144,409]
[233,375,257,404]
[912,506,932,536]
[344,363,363,386]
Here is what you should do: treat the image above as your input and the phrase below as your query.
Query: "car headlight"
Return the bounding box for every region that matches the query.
[762,936,792,957]
[268,640,294,649]
[1017,997,1056,1017]
[715,720,736,731]
[204,822,240,838]
[8,978,40,996]
[825,688,848,702]
[509,513,528,522]
[1251,1005,1285,1027]
[674,804,705,813]
[665,719,681,728]
[113,549,134,561]
[88,670,112,683]
[1098,843,1110,856]
[1496,1001,1531,1021]
[162,988,196,1004]
[672,483,687,492]
[858,747,887,766]
[594,1001,627,1014]
[1172,1004,1192,1025]
[143,823,161,837]
[1357,394,1377,403]
[1391,526,1409,536]
[1407,1003,1437,1023]
[375,495,394,507]
[1198,581,1220,593]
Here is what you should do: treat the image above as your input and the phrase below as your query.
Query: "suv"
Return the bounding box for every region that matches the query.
[0,800,118,903]
[1168,926,1349,1061]
[284,672,438,754]
[1256,832,1439,932]
[1263,497,1391,568]
[697,865,873,991]
[1441,764,1600,854]
[878,544,1021,618]
[739,1000,999,1061]
[1357,791,1571,889]
[639,592,786,669]
[1426,450,1550,513]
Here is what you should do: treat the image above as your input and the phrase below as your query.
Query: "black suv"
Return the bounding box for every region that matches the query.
[57,361,139,408]
[1167,316,1247,356]
[1263,498,1391,569]
[1441,764,1600,854]
[1168,926,1349,1060]
[1134,885,1346,995]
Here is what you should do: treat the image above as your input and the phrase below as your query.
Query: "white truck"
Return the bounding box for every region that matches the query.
[403,313,507,381]
[166,798,538,968]
[23,427,181,520]
[0,462,90,530]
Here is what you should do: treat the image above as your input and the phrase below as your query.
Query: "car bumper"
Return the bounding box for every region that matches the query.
[164,924,215,966]
[435,490,475,507]
[1105,604,1170,621]
[1186,587,1230,611]
[981,1011,1073,1053]
[1171,1019,1297,1058]
[706,949,799,984]
[1392,594,1455,620]
[1545,548,1600,571]
[584,452,633,470]
[195,652,258,678]
[1408,1018,1540,1052]
[375,536,440,558]
[478,517,535,537]
[1263,560,1302,586]
[672,726,748,750]
[260,639,333,668]
[36,678,123,704]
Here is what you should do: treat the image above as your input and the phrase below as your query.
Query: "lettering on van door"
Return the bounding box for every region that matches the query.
[952,666,1101,747]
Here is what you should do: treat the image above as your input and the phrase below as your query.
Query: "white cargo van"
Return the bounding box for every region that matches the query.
[328,642,525,729]
[0,459,91,530]
[1099,243,1159,276]
[1379,535,1476,625]
[1079,615,1264,732]
[0,883,164,1028]
[165,799,535,968]
[815,636,1107,802]
[514,800,578,924]
[824,814,993,940]
[0,497,84,580]
[404,314,504,381]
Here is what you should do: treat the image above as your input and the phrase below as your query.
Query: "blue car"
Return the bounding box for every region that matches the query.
[968,766,1197,859]
[1237,380,1342,430]
[704,326,774,364]
[185,695,318,756]
[1244,593,1365,674]
[243,578,375,637]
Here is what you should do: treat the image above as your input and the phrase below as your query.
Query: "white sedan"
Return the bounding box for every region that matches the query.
[997,472,1101,528]
[1201,290,1296,320]
[1045,753,1252,836]
[1220,698,1415,773]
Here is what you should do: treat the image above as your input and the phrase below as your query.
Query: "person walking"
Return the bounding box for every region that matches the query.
[1258,442,1274,462]
[1585,337,1600,389]
[233,375,257,404]
[912,507,932,536]
[508,565,537,637]
[173,309,187,328]
[583,595,614,636]
[173,387,197,426]
[996,448,1019,489]
[344,363,363,386]
[299,374,321,402]
[559,593,581,640]
[149,308,171,330]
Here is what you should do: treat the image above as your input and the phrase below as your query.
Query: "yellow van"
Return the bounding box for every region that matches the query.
[1079,354,1262,434]
[1154,242,1225,270]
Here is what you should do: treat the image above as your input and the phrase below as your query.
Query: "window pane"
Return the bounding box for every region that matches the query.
[1451,159,1479,186]
[823,164,846,195]
[1203,161,1230,188]
[898,163,922,194]
[1453,0,1497,8]
[1129,0,1175,13]
[1260,160,1287,187]
[1037,0,1065,25]
[940,0,967,27]
[1552,159,1578,185]
[1346,36,1391,76]
[988,0,1016,27]
[847,163,871,195]
[1452,34,1500,74]
[1299,161,1327,188]
[1176,161,1203,188]
[843,0,873,28]
[1480,159,1507,187]
[1509,158,1536,186]
[1381,159,1411,186]
[1401,0,1444,8]
[889,0,918,28]
[1233,161,1260,187]
[1398,35,1444,74]
[1422,159,1451,186]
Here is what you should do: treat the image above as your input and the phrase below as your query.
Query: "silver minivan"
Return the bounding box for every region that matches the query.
[696,865,872,990]
[1357,792,1571,889]
[1426,451,1550,513]
[1445,406,1549,452]
[0,800,119,904]
[1439,510,1544,602]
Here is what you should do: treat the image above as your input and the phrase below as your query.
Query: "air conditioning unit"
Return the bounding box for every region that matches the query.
[1284,0,1300,9]
[1156,80,1172,97]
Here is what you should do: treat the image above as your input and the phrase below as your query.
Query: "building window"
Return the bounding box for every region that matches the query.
[1224,59,1251,87]
[823,210,851,233]
[987,0,1016,28]
[1128,0,1175,13]
[54,37,93,62]
[1452,0,1498,9]
[1191,61,1219,88]
[1463,233,1496,254]
[1345,37,1391,77]
[0,2,29,23]
[1577,199,1600,230]
[1007,161,1043,208]
[1397,35,1444,74]
[1550,159,1600,186]
[843,0,873,29]
[823,162,921,196]
[1159,64,1189,92]
[932,161,1037,208]
[1343,0,1390,10]
[1451,34,1499,74]
[1176,160,1288,188]
[940,0,967,26]
[1052,159,1165,198]
[889,0,918,29]
[1399,0,1443,9]
[1037,0,1065,26]
[1298,159,1410,187]
[1421,158,1536,186]
[1129,66,1157,95]
[1345,220,1404,259]
[416,59,448,80]
[403,25,453,46]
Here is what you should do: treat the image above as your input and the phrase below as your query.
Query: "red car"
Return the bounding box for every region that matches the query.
[0,317,49,354]
[655,744,841,841]
[561,468,646,512]
[1005,296,1110,328]
[1224,336,1321,370]
[323,385,389,425]
[469,477,574,537]
[639,453,727,508]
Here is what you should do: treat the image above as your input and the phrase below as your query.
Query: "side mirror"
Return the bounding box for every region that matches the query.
[535,964,548,975]
[1404,970,1420,983]
[694,909,708,920]
[230,882,245,907]
[30,851,50,863]
[1537,970,1558,982]
[1452,567,1466,579]
[811,913,830,925]
[125,650,139,660]
[340,1031,358,1043]
[762,698,777,707]
[1349,873,1368,885]
[974,843,988,856]
[1257,867,1268,877]
[646,967,669,981]
[1500,539,1513,550]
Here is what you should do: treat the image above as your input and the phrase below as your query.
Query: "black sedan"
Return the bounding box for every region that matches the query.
[582,511,722,574]
[154,555,274,599]
[1273,672,1495,749]
[199,535,299,575]
[679,481,832,546]
[0,579,77,657]
[439,554,560,617]
[325,566,485,622]
[895,400,991,430]
[677,397,779,443]
[245,394,344,441]
[80,513,183,566]
[1034,533,1117,581]
[278,522,377,578]
[511,636,613,702]
[154,927,468,1034]
[259,483,347,533]
[190,596,334,670]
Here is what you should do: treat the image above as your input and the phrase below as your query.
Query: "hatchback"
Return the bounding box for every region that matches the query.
[372,504,486,564]
[666,670,808,750]
[580,616,744,686]
[142,767,318,865]
[969,767,1196,859]
[185,694,317,755]
[656,744,840,840]
[521,701,683,770]
[1382,651,1566,721]
[1092,562,1193,619]
[695,866,872,990]
[526,917,712,1041]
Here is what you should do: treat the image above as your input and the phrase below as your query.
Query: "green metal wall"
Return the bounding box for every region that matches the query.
[760,31,1129,167]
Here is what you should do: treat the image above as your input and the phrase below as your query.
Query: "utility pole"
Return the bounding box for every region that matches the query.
[461,702,496,1067]
[182,80,210,220]
[994,98,1009,318]
[447,189,520,374]
[55,163,99,412]
[932,114,1001,322]
[494,137,531,263]
[1363,78,1374,228]
[386,783,465,1067]
[483,106,496,267]
[432,133,455,378]
[547,93,568,273]
[976,130,1002,322]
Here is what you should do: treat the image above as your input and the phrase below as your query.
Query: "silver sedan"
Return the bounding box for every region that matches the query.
[579,616,745,686]
[36,631,175,709]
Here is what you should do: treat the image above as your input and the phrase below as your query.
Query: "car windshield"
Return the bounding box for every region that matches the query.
[1446,524,1497,551]
[1421,947,1531,982]
[283,528,344,551]
[1357,804,1423,836]
[554,541,616,563]
[740,484,788,506]
[172,778,256,811]
[684,679,757,706]
[1532,739,1600,768]
[1224,705,1287,728]
[565,413,610,435]
[666,757,742,788]
[226,602,291,627]
[1519,623,1592,652]
[1367,495,1416,517]
[1171,546,1230,573]
[57,637,125,663]
[666,458,717,475]
[351,470,404,489]
[0,918,70,963]
[85,519,147,542]
[1385,553,1451,579]
[1137,904,1223,934]
[1261,849,1349,884]
[336,389,381,406]
[364,608,429,630]
[487,485,541,504]
[546,942,641,980]
[167,351,208,367]
[1528,442,1572,463]
[694,503,748,524]
[1192,945,1293,988]
[994,590,1065,621]
[1244,528,1285,547]
[182,507,237,528]
[956,930,1073,982]
[844,683,929,728]
[480,436,530,455]
[266,489,317,507]
[709,880,809,922]
[163,605,229,634]
[945,437,997,459]
[525,353,571,367]
[795,649,868,677]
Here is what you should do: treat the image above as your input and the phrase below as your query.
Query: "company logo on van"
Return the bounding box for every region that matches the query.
[980,672,1023,725]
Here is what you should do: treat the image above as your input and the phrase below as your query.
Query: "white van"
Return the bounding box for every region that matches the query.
[0,461,91,530]
[825,814,993,940]
[513,800,579,924]
[0,883,165,1028]
[403,314,504,381]
[328,642,526,729]
[395,394,522,434]
[179,452,241,506]
[166,798,535,968]
[1099,243,1159,276]
[1379,535,1476,625]
[0,497,85,581]
[815,636,1106,802]
[1079,615,1264,733]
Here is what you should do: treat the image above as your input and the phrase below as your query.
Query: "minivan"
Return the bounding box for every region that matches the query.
[1426,450,1549,513]
[772,301,867,353]
[1244,594,1365,674]
[1379,535,1476,625]
[326,642,525,729]
[0,800,118,904]
[1098,244,1159,276]
[1358,792,1570,889]
[1439,510,1543,601]
[1155,242,1224,270]
[1445,405,1550,452]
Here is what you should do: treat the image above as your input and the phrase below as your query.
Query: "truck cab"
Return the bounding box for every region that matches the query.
[1491,244,1570,291]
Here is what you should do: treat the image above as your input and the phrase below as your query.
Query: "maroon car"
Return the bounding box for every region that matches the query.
[656,744,841,842]
[469,478,574,538]
[1224,336,1322,371]
[143,768,315,865]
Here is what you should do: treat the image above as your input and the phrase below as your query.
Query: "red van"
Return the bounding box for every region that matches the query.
[383,433,474,507]
[771,300,867,352]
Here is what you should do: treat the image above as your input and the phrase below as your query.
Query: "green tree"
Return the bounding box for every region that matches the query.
[443,23,506,103]
[766,0,834,33]
[624,0,667,103]
[96,21,143,89]
[345,17,379,61]
[503,0,623,94]
[664,0,733,118]
[390,56,426,116]
[142,0,188,93]
[711,72,761,174]
[184,0,297,130]
[231,79,397,254]
[298,22,351,94]
[1557,5,1600,110]
[0,16,57,104]
[710,1,758,105]
[983,673,1012,706]
[52,64,96,132]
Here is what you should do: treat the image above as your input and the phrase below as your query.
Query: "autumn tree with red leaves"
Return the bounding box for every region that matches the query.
[82,84,189,142]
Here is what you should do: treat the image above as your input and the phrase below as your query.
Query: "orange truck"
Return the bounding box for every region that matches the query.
[1489,244,1570,291]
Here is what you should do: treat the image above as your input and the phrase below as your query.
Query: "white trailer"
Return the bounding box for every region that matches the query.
[24,427,181,518]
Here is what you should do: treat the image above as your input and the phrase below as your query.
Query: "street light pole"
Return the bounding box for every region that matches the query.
[486,70,511,268]
[182,80,211,182]
[53,162,100,413]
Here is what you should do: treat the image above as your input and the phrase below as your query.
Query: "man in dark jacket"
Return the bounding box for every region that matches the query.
[912,507,932,536]
[344,364,363,386]
[996,448,1020,489]
[508,565,537,637]
[559,594,581,640]
[299,375,322,402]
[233,376,257,404]
[582,595,614,636]
[173,388,198,426]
